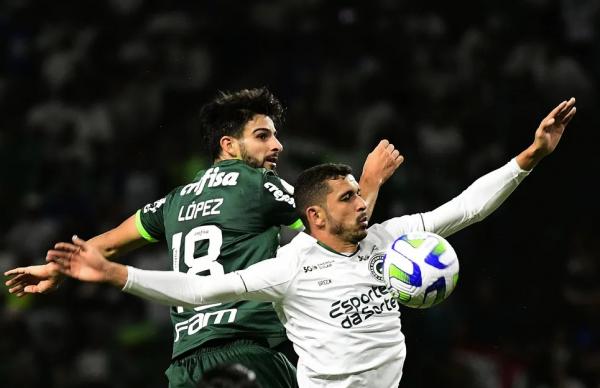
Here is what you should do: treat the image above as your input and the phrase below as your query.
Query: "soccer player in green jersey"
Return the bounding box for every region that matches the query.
[5,87,402,388]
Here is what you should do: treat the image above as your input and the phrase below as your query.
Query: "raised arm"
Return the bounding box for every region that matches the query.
[359,139,404,219]
[422,98,576,237]
[515,97,575,170]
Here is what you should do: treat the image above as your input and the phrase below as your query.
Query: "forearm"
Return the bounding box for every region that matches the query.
[515,144,544,171]
[122,267,246,308]
[88,215,148,260]
[423,158,530,237]
[359,176,381,220]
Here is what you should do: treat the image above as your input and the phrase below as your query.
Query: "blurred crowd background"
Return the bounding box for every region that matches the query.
[1,0,599,387]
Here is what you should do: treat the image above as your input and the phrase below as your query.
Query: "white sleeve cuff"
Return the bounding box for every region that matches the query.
[509,157,532,174]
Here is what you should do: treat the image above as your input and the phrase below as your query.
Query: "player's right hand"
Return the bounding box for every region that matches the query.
[361,139,404,186]
[4,263,63,297]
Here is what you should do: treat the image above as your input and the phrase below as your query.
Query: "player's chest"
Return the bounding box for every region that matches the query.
[294,250,401,329]
[295,248,388,298]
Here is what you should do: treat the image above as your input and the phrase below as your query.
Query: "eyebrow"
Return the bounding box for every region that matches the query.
[339,189,356,200]
[252,128,276,135]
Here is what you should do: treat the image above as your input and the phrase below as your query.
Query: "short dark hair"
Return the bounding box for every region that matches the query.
[294,163,353,232]
[199,87,285,162]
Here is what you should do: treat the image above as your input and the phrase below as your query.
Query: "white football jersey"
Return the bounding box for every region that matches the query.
[237,215,425,386]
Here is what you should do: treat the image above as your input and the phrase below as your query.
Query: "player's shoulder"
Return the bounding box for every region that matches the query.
[365,220,402,244]
[366,214,425,244]
[278,232,317,260]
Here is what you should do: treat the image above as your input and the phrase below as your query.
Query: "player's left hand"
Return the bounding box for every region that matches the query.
[533,97,576,157]
[361,139,404,186]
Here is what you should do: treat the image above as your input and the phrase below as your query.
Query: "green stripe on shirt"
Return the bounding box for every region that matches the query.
[135,210,158,242]
[287,218,305,231]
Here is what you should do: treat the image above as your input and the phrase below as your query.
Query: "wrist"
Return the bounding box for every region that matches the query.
[359,175,383,190]
[516,145,546,171]
[106,262,128,288]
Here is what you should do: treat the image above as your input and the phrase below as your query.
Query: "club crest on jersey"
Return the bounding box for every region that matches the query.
[368,252,385,282]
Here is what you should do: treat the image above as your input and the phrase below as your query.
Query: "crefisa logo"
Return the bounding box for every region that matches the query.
[368,252,385,282]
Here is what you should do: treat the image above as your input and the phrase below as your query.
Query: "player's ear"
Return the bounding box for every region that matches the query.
[220,136,240,158]
[306,206,326,229]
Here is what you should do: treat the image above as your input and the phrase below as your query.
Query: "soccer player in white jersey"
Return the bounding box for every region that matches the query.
[44,98,575,388]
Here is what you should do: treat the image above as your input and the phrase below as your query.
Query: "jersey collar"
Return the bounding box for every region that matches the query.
[316,241,360,257]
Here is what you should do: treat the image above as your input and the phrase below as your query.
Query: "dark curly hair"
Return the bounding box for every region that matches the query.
[199,87,285,162]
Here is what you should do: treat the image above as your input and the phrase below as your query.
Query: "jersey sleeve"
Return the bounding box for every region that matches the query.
[378,214,428,237]
[235,251,298,301]
[261,172,303,230]
[136,196,168,242]
[378,158,530,239]
[420,158,530,237]
[123,249,298,307]
[124,267,248,307]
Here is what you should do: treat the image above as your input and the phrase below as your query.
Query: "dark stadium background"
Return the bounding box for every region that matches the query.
[1,1,599,387]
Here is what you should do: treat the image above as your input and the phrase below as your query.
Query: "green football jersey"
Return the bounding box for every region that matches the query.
[135,159,301,359]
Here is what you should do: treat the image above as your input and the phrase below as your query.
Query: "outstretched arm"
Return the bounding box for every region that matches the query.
[359,139,405,219]
[47,236,288,307]
[4,214,148,296]
[421,98,576,237]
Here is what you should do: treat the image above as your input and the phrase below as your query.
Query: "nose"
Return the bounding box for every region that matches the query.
[271,136,283,152]
[356,194,367,211]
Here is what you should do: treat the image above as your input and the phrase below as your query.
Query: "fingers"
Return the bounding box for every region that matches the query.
[563,106,576,126]
[46,249,73,270]
[563,97,576,111]
[547,100,568,121]
[4,267,27,277]
[23,285,39,295]
[5,274,36,296]
[10,284,26,295]
[377,139,390,150]
[389,145,404,164]
[394,154,405,167]
[5,272,27,287]
[385,142,394,154]
[555,97,576,121]
[541,97,576,131]
[72,235,88,250]
[548,97,575,120]
[558,97,576,126]
[376,139,403,161]
[372,139,403,159]
[7,277,26,292]
[53,242,79,253]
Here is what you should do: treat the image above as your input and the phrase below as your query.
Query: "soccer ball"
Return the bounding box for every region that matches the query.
[383,231,459,309]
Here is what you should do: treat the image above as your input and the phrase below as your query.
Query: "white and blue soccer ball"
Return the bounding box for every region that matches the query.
[383,231,459,309]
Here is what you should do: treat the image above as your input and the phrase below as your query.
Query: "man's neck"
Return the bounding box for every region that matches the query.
[215,155,240,163]
[311,232,358,255]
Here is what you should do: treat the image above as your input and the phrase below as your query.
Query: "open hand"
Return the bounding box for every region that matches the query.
[46,235,113,283]
[4,263,63,297]
[534,97,576,157]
